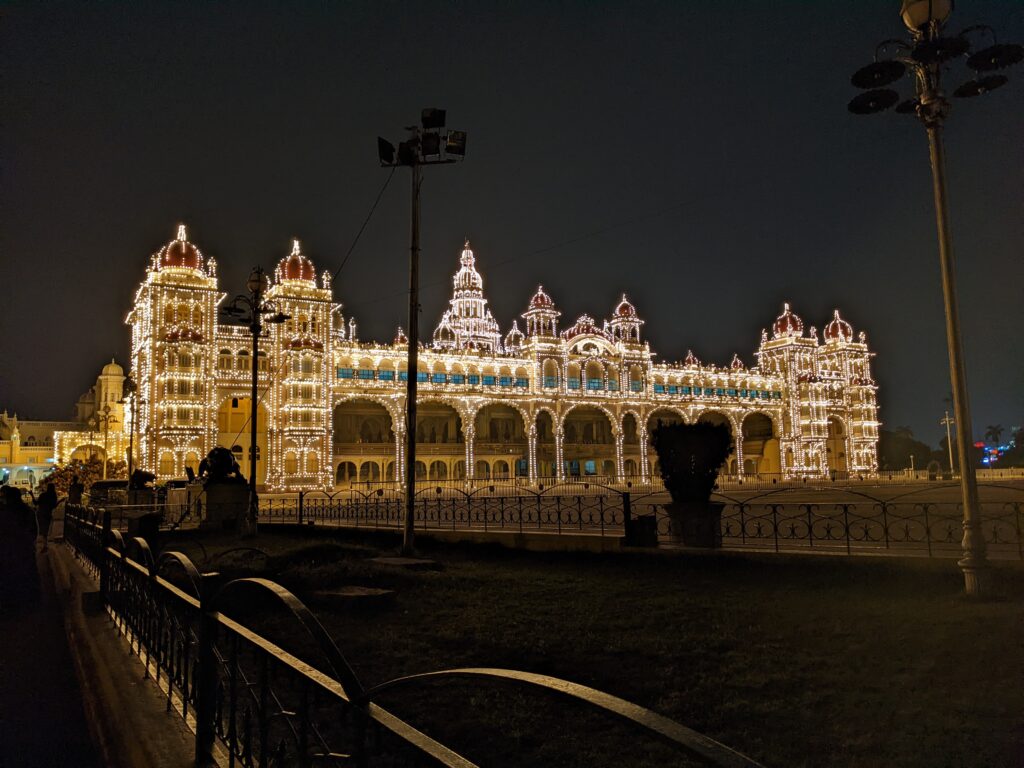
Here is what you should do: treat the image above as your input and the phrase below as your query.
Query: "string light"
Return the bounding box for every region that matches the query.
[55,228,879,488]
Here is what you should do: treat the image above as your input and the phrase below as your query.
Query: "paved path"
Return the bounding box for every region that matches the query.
[0,546,99,768]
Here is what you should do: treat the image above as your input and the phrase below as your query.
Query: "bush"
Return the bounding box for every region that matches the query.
[650,422,733,503]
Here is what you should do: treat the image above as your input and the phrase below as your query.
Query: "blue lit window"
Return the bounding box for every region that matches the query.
[568,378,581,390]
[450,374,465,384]
[416,372,428,383]
[607,380,618,391]
[760,390,770,399]
[468,374,480,385]
[653,384,665,394]
[483,375,496,386]
[715,388,725,396]
[738,389,747,397]
[630,381,643,392]
[543,376,557,388]
[515,377,529,388]
[586,379,603,390]
[681,386,691,395]
[379,370,395,381]
[358,368,374,380]
[398,371,408,382]
[773,391,783,399]
[431,373,446,384]
[668,385,678,395]
[726,388,737,396]
[337,367,353,379]
[704,388,715,396]
[499,376,512,387]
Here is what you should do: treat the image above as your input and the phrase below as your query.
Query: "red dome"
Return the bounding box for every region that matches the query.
[730,354,744,370]
[614,293,637,318]
[528,285,555,310]
[772,303,804,339]
[824,309,854,343]
[278,239,316,282]
[158,225,204,271]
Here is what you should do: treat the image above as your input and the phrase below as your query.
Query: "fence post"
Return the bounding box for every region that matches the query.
[194,571,221,767]
[622,492,632,544]
[100,509,112,600]
[298,490,304,526]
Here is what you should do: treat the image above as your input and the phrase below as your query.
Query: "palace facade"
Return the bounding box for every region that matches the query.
[64,226,880,489]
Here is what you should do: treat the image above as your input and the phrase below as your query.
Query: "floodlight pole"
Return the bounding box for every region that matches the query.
[921,107,986,593]
[941,410,955,472]
[403,157,422,555]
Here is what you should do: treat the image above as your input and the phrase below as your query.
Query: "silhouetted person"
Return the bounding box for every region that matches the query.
[67,475,84,506]
[35,483,58,552]
[1,486,40,614]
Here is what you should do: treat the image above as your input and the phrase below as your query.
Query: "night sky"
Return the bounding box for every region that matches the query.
[2,1,1021,444]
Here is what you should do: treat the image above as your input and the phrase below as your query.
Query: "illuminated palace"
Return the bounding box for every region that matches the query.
[103,226,879,489]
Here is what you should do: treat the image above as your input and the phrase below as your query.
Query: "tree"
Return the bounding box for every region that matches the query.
[651,422,733,503]
[984,424,1004,444]
[894,425,914,440]
[46,457,127,495]
[878,429,932,471]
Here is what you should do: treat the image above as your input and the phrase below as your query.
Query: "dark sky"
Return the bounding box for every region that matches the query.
[2,1,1022,445]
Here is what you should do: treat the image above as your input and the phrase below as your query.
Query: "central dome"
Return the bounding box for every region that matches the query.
[772,303,804,339]
[278,239,317,282]
[158,224,204,271]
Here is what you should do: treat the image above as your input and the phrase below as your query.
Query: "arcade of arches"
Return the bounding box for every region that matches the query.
[326,400,814,486]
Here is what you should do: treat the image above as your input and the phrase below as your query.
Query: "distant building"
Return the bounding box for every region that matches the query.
[102,225,879,489]
[1,360,128,485]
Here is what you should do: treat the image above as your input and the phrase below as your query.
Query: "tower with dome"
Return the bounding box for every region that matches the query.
[54,225,879,489]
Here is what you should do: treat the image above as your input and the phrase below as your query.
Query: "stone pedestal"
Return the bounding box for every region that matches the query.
[201,483,248,530]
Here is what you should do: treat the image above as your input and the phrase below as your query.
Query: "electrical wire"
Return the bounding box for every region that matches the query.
[331,165,397,283]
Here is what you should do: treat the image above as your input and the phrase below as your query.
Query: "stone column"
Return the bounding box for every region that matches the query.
[639,427,650,481]
[555,427,565,482]
[614,433,624,481]
[463,426,475,483]
[733,416,744,477]
[527,426,538,483]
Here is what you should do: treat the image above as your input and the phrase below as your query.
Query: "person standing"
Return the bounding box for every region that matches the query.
[67,475,84,507]
[35,483,57,552]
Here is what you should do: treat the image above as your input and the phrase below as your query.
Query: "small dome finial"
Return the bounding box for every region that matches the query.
[291,238,301,255]
[176,224,187,241]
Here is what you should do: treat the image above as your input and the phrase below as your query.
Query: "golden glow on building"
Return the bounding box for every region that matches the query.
[106,226,878,489]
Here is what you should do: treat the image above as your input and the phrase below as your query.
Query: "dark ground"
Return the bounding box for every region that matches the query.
[162,528,1024,768]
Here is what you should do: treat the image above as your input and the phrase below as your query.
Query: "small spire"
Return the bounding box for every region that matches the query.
[783,302,790,312]
[176,223,187,241]
[291,238,301,256]
[464,238,471,248]
[833,309,841,320]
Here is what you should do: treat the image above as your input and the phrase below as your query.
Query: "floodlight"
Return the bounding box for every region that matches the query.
[847,88,899,114]
[445,130,467,157]
[421,131,441,157]
[377,137,395,165]
[421,108,446,129]
[397,139,417,166]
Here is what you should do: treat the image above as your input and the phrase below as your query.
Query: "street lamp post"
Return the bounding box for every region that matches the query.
[378,109,467,555]
[121,375,143,484]
[95,404,118,480]
[848,1,1022,595]
[222,267,290,536]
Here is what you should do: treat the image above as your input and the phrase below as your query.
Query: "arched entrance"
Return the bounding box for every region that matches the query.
[416,402,463,482]
[475,404,528,480]
[622,413,641,479]
[562,406,615,479]
[332,399,394,486]
[217,397,269,485]
[826,416,848,475]
[741,413,781,477]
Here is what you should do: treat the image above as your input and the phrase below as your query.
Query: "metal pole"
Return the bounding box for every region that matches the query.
[924,122,987,595]
[941,410,955,473]
[102,410,110,480]
[403,160,421,555]
[249,292,261,537]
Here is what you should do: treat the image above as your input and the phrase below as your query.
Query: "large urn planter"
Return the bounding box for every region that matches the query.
[664,501,724,548]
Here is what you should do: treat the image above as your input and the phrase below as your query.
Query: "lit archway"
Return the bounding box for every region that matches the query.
[741,413,781,476]
[332,399,394,487]
[697,410,737,475]
[826,416,848,474]
[217,397,269,485]
[475,403,527,480]
[563,406,615,479]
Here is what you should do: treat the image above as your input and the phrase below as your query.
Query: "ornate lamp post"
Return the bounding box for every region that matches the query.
[121,375,144,484]
[93,404,118,480]
[378,109,467,555]
[222,267,290,535]
[848,0,1023,595]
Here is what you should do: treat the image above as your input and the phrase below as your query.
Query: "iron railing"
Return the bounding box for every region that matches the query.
[62,504,764,768]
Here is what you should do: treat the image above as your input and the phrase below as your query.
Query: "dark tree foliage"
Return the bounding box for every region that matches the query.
[204,446,245,484]
[651,422,733,503]
[46,457,126,494]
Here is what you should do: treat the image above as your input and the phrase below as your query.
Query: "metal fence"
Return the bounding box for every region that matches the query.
[256,484,1024,560]
[62,504,764,768]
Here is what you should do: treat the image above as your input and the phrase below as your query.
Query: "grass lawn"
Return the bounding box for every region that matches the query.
[162,529,1024,767]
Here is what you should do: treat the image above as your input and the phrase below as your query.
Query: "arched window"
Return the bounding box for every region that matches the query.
[237,350,250,371]
[284,451,298,474]
[218,350,233,370]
